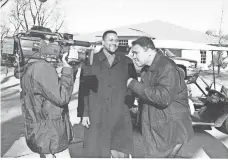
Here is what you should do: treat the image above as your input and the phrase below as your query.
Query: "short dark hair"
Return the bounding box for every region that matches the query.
[102,30,118,40]
[132,36,156,50]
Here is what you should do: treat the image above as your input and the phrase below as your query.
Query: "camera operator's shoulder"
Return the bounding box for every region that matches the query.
[31,60,58,80]
[32,60,54,71]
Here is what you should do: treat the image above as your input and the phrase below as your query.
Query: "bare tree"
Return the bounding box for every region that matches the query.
[9,0,29,33]
[206,1,228,75]
[52,9,65,32]
[0,20,10,42]
[0,20,10,56]
[9,0,65,34]
[208,51,228,75]
[206,30,228,75]
[0,0,9,8]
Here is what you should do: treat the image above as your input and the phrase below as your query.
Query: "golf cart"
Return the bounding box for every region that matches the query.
[187,69,228,134]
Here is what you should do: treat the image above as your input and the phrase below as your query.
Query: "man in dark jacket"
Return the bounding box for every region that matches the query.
[127,37,194,158]
[80,30,137,158]
[14,52,78,158]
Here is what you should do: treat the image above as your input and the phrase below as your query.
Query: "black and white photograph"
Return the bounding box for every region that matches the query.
[0,0,228,158]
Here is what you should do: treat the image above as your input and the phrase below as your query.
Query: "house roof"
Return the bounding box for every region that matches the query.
[126,20,222,44]
[74,28,153,42]
[74,20,227,45]
[153,40,228,51]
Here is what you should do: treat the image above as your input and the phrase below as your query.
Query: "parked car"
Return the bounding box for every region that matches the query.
[126,47,198,79]
[161,48,198,78]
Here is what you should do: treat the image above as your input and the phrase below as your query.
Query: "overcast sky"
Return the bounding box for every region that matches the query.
[59,0,228,34]
[1,0,228,35]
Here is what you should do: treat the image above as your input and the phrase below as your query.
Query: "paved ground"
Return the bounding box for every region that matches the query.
[2,124,228,158]
[1,66,228,158]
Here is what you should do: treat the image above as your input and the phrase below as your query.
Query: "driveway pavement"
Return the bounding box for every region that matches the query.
[1,67,228,158]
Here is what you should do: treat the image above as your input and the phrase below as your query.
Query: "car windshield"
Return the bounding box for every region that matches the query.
[158,49,176,57]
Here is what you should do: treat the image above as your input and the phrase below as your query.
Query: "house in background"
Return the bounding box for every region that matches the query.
[122,20,228,70]
[74,27,152,53]
[74,20,228,69]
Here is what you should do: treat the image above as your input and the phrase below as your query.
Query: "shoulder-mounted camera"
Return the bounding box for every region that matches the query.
[1,26,94,67]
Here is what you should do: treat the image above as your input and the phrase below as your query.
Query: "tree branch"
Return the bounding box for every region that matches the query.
[1,0,9,8]
[8,0,64,33]
[41,8,55,26]
[33,0,43,26]
[0,22,10,41]
[23,8,29,31]
[28,0,36,25]
[56,19,64,32]
[9,19,21,34]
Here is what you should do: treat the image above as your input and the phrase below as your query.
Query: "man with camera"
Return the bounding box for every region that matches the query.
[80,30,137,158]
[14,52,78,158]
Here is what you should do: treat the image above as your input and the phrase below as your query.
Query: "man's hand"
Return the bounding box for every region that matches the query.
[127,78,134,87]
[62,52,72,68]
[82,117,90,128]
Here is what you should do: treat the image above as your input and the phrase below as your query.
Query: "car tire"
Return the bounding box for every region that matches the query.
[216,117,228,134]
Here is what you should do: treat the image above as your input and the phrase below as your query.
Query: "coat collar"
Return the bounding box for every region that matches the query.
[98,48,121,67]
[148,52,163,71]
[141,52,163,72]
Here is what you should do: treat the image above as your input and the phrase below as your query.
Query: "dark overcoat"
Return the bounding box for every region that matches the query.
[80,49,137,158]
[128,52,194,157]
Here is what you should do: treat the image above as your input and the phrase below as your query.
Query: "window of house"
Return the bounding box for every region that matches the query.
[200,51,206,64]
[119,40,128,46]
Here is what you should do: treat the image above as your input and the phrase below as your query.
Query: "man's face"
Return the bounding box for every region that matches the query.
[102,33,119,53]
[131,44,150,67]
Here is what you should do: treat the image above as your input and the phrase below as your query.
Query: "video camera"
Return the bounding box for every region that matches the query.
[2,26,94,67]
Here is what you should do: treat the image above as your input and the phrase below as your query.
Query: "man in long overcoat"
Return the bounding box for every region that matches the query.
[80,30,137,158]
[127,37,194,158]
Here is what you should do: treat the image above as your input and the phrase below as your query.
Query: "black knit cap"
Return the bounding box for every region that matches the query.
[132,36,156,49]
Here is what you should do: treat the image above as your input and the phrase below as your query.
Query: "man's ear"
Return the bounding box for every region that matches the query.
[102,40,104,46]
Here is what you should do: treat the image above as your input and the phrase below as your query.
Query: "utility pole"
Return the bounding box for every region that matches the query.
[218,0,224,45]
[212,0,224,89]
